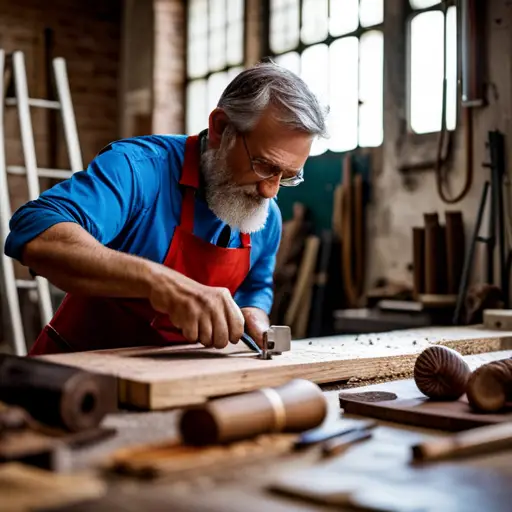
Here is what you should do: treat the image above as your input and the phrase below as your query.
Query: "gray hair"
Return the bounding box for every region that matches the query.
[217,61,328,138]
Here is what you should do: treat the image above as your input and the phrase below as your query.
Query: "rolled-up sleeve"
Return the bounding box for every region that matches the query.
[234,201,282,314]
[4,150,143,263]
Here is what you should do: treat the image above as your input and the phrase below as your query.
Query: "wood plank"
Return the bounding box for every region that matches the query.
[339,396,512,432]
[40,326,512,410]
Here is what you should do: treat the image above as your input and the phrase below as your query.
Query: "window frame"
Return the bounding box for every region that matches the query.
[184,0,248,133]
[405,0,458,137]
[263,0,385,154]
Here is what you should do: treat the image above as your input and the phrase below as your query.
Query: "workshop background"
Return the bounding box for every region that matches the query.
[0,0,510,353]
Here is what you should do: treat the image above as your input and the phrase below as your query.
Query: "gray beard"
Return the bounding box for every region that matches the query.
[201,140,270,234]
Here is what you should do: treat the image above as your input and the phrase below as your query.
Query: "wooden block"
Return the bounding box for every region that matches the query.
[484,310,512,330]
[40,326,512,410]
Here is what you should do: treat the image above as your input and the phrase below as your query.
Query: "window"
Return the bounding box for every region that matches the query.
[408,0,457,134]
[186,0,245,134]
[270,0,384,155]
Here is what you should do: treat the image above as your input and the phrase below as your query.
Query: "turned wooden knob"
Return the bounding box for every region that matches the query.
[413,346,471,400]
[466,359,512,412]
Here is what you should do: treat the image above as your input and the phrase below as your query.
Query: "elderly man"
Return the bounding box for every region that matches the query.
[4,62,327,355]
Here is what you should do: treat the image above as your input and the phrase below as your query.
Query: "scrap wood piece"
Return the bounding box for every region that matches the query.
[484,309,512,330]
[284,235,320,332]
[0,462,106,512]
[107,434,296,479]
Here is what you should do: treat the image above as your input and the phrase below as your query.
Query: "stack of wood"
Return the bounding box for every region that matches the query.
[412,211,465,306]
[270,203,319,338]
[332,154,366,308]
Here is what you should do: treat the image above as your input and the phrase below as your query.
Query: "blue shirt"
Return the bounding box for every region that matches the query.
[4,135,282,314]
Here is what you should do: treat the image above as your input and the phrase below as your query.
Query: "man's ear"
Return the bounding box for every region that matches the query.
[208,108,230,148]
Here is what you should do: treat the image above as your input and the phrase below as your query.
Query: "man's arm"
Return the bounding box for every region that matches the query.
[236,201,282,346]
[5,148,244,348]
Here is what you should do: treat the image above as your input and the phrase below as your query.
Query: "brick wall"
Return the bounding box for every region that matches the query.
[152,0,185,134]
[0,0,122,214]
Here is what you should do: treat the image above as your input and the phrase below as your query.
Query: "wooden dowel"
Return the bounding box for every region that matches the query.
[412,422,512,462]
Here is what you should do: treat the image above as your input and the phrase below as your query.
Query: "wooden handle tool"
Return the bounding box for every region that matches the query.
[412,422,512,462]
[321,429,373,457]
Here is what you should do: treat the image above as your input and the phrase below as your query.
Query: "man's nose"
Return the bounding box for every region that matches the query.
[257,174,281,198]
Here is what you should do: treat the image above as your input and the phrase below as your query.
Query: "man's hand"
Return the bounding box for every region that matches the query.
[241,307,270,349]
[23,223,245,350]
[149,268,245,350]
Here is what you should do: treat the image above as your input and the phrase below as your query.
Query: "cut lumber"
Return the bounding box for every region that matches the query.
[40,326,512,410]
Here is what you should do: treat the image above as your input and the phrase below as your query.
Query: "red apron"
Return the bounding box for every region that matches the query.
[29,135,251,356]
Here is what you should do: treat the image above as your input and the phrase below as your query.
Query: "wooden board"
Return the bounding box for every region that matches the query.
[339,395,512,432]
[40,326,512,410]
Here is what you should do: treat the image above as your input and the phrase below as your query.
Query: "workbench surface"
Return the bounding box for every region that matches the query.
[39,373,512,512]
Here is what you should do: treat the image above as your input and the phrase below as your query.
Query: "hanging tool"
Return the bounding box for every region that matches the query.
[0,49,84,356]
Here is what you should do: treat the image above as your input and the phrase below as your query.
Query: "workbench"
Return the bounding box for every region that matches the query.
[3,326,512,511]
[30,357,512,512]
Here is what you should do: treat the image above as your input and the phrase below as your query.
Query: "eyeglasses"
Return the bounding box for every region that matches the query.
[241,134,304,188]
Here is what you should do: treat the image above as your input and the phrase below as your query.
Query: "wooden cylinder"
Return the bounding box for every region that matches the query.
[445,211,465,294]
[0,355,117,432]
[412,227,425,297]
[179,379,328,446]
[466,358,512,412]
[424,213,447,294]
[412,422,512,462]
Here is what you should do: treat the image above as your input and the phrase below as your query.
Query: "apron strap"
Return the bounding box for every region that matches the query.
[240,233,251,248]
[178,135,200,233]
[180,135,200,189]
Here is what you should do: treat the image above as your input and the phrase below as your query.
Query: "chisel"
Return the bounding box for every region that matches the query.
[240,331,262,354]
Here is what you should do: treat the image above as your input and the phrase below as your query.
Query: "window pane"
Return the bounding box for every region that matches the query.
[446,6,457,130]
[209,0,226,30]
[329,37,358,152]
[189,0,208,39]
[409,11,444,134]
[187,0,208,78]
[207,72,228,113]
[301,44,329,156]
[301,0,328,45]
[359,0,383,27]
[209,29,227,70]
[275,51,301,75]
[410,0,441,8]
[226,0,243,22]
[226,22,244,65]
[359,30,383,147]
[329,0,358,37]
[270,0,300,53]
[186,80,207,134]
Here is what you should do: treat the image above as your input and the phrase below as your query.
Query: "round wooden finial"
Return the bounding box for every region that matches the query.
[413,346,471,400]
[466,359,512,412]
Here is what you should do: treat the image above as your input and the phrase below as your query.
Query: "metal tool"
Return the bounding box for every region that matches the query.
[321,429,373,457]
[240,325,291,360]
[294,419,376,450]
[260,325,291,360]
[240,332,262,354]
